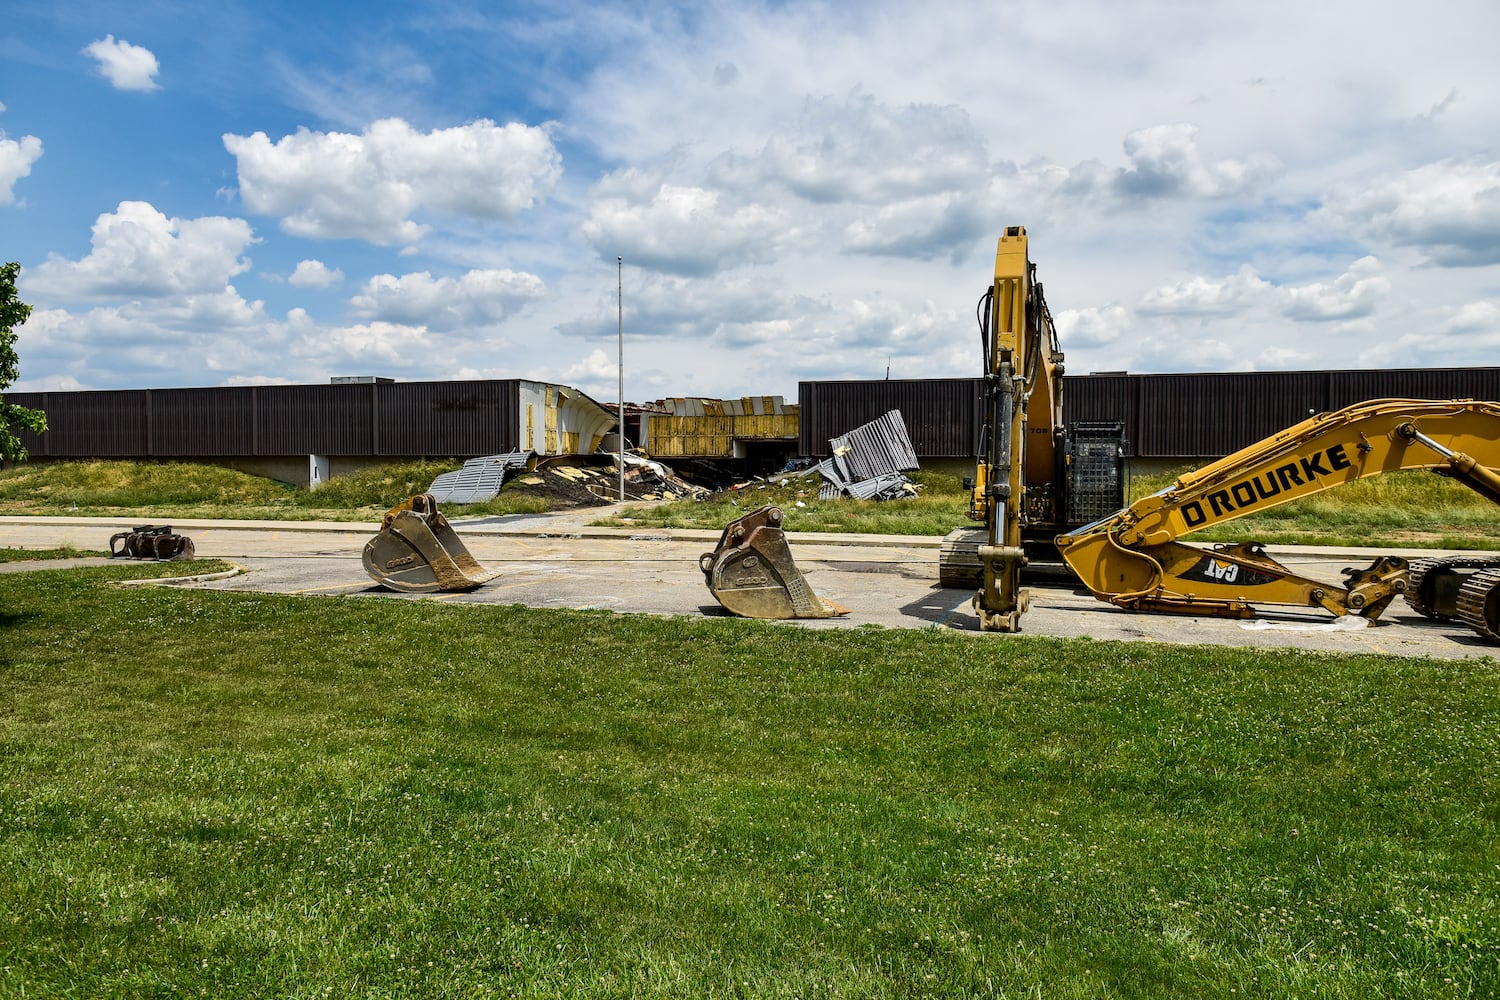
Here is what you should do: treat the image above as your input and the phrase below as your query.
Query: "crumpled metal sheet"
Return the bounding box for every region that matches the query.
[427,451,536,504]
[813,410,920,500]
[827,410,919,482]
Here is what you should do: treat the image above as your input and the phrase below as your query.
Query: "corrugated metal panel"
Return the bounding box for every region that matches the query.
[1063,367,1500,459]
[150,387,256,455]
[828,410,919,480]
[375,380,520,456]
[428,451,535,503]
[1328,368,1500,408]
[257,383,375,455]
[14,368,1500,465]
[799,379,980,458]
[7,389,151,457]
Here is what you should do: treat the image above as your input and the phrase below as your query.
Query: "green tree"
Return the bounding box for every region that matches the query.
[1,261,47,462]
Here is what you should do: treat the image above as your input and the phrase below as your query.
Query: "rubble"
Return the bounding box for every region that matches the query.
[498,453,708,509]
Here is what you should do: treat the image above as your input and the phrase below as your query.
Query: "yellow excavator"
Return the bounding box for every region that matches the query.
[701,227,1127,626]
[936,226,1127,631]
[1055,398,1500,639]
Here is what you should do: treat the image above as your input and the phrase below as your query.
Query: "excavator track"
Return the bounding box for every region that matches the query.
[1403,555,1500,620]
[938,527,985,589]
[1455,567,1500,641]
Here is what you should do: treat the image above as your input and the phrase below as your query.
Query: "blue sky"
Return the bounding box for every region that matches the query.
[3,0,1499,402]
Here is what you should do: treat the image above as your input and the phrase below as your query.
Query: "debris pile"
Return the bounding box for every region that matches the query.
[614,453,711,502]
[501,454,707,509]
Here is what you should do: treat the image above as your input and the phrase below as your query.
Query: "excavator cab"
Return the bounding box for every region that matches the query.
[700,505,849,620]
[362,494,502,593]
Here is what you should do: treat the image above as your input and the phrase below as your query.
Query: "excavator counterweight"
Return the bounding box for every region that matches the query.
[362,494,502,593]
[699,505,849,620]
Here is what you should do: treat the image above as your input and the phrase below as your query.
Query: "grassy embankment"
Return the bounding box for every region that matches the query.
[2,458,1499,549]
[0,459,548,521]
[1,561,1497,997]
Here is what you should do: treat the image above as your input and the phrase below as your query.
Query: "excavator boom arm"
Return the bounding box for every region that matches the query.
[1056,398,1500,618]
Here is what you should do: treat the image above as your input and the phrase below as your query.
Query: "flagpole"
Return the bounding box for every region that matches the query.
[617,256,625,504]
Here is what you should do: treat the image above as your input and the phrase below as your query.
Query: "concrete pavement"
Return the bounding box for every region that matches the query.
[2,511,1496,660]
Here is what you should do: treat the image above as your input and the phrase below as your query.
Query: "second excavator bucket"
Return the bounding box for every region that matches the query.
[362,494,503,593]
[700,505,849,620]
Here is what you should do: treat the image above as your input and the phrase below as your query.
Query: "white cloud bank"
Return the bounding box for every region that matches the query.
[1316,157,1500,266]
[26,201,256,300]
[223,118,563,245]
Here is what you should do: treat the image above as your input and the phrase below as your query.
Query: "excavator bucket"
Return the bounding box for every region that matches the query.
[109,525,196,561]
[699,505,849,620]
[362,494,503,593]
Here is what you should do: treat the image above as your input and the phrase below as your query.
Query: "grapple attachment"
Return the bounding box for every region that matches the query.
[699,505,849,620]
[109,525,196,561]
[362,494,503,593]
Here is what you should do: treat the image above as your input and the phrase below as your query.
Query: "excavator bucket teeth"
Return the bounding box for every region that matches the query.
[700,505,849,620]
[362,494,503,593]
[108,525,196,561]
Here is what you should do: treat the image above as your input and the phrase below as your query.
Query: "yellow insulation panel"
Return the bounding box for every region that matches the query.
[646,411,799,458]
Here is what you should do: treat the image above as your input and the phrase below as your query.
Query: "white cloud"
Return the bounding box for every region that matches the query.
[83,35,161,92]
[1055,304,1130,348]
[0,134,42,205]
[560,348,619,385]
[13,1,1500,395]
[293,320,434,369]
[580,183,792,276]
[223,118,562,245]
[707,93,990,205]
[349,268,547,330]
[1105,123,1281,201]
[1137,266,1273,316]
[1315,157,1500,266]
[1362,299,1500,368]
[25,201,256,300]
[1279,256,1388,321]
[1444,299,1500,335]
[288,259,344,288]
[841,192,987,261]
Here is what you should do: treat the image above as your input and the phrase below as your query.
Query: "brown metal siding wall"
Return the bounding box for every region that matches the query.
[6,381,523,459]
[7,390,150,457]
[256,384,375,455]
[798,379,981,458]
[5,392,49,457]
[1064,372,1330,459]
[374,381,520,456]
[1328,368,1500,408]
[1063,368,1500,459]
[150,387,256,455]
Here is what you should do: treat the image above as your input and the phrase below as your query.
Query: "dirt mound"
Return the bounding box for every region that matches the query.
[504,467,616,509]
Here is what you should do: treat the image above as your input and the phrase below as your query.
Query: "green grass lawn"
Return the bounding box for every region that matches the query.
[2,563,1498,997]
